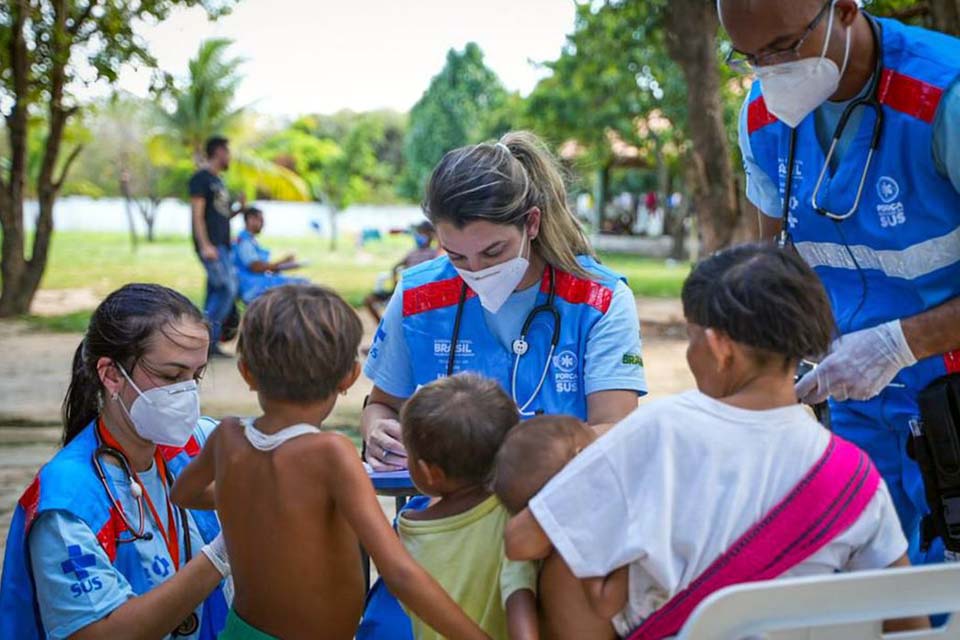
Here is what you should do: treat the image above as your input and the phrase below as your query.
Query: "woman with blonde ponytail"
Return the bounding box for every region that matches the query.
[361,130,647,471]
[357,131,648,640]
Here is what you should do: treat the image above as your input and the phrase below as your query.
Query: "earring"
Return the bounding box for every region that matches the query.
[111,392,119,401]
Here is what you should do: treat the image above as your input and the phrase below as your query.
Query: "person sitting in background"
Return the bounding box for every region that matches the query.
[233,207,308,305]
[172,285,489,640]
[363,221,440,324]
[396,374,538,640]
[504,244,924,639]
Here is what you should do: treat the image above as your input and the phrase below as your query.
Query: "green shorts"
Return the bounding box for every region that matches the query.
[219,608,278,640]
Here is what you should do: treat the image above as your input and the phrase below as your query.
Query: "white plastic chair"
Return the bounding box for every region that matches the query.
[676,563,960,639]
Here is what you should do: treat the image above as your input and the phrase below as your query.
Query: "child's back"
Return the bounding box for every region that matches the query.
[503,245,921,639]
[531,390,905,635]
[214,420,365,637]
[173,285,492,640]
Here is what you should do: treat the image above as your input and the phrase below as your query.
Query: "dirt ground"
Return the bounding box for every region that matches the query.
[0,296,694,570]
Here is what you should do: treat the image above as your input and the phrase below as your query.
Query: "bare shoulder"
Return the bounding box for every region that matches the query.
[298,431,359,458]
[213,416,244,435]
[290,431,363,474]
[208,416,245,449]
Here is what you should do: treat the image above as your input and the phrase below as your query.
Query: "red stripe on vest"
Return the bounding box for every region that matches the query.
[748,96,779,135]
[158,435,200,462]
[95,506,129,563]
[945,349,960,375]
[403,276,475,317]
[544,269,614,314]
[18,477,41,532]
[878,69,944,124]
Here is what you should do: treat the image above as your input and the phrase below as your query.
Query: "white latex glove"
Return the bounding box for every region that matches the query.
[365,418,408,472]
[201,531,231,578]
[795,320,917,404]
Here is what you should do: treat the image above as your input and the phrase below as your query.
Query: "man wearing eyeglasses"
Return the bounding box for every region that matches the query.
[721,0,960,564]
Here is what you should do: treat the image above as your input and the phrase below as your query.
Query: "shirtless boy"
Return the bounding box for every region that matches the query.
[172,284,488,640]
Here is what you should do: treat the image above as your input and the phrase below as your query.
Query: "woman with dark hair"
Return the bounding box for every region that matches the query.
[0,284,231,640]
[362,131,648,472]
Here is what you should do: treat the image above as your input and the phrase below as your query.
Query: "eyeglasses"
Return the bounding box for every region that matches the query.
[725,0,832,73]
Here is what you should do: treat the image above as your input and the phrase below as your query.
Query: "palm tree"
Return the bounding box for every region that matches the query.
[161,38,309,201]
[164,38,246,165]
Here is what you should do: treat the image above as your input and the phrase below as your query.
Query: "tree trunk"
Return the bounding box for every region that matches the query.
[0,0,34,317]
[663,0,741,255]
[730,172,760,245]
[594,165,610,233]
[930,0,960,35]
[145,198,161,243]
[120,170,140,251]
[329,206,339,251]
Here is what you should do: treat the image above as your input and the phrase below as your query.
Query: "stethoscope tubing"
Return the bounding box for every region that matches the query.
[447,266,562,415]
[784,14,886,229]
[92,430,192,561]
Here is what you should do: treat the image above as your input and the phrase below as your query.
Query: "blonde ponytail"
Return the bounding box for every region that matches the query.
[499,131,594,279]
[423,130,596,280]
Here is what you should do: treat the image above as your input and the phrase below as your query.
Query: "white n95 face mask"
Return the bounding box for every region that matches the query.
[755,2,852,128]
[455,233,530,314]
[117,364,200,447]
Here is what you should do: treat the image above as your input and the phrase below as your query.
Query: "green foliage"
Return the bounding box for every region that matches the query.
[523,0,710,172]
[260,111,406,211]
[522,0,749,238]
[0,1,234,111]
[161,38,246,160]
[400,42,511,199]
[157,39,309,202]
[864,0,926,24]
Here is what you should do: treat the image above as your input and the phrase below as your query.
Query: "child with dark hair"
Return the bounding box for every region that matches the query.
[172,285,489,640]
[504,245,922,639]
[492,415,596,516]
[398,374,538,640]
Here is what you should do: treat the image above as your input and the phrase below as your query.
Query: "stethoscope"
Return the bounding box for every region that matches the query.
[92,426,199,637]
[780,14,885,246]
[447,266,561,417]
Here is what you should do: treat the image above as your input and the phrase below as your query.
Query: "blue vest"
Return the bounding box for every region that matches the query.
[0,419,229,639]
[400,255,625,420]
[233,229,271,302]
[747,16,960,392]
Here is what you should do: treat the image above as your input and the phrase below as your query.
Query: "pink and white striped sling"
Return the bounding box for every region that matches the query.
[628,434,881,640]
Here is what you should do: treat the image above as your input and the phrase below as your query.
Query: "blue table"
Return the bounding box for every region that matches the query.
[370,470,417,500]
[364,470,419,590]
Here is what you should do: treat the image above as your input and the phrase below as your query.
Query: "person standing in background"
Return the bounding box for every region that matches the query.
[190,136,243,358]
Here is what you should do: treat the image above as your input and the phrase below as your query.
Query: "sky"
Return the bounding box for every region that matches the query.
[111,0,577,117]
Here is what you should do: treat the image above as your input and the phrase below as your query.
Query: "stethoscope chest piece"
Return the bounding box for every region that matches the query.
[512,338,529,356]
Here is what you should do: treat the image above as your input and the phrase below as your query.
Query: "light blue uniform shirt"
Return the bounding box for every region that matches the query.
[365,279,647,400]
[739,78,960,217]
[29,460,207,640]
[235,232,266,267]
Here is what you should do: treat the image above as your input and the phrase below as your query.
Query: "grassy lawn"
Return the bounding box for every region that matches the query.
[17,231,688,332]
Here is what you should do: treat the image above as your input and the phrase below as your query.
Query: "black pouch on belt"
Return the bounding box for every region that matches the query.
[909,374,960,553]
